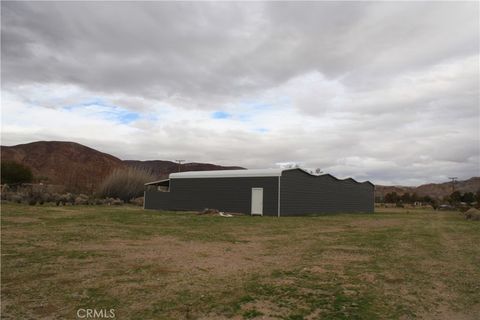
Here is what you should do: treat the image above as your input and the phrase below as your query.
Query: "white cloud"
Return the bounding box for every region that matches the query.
[1,2,479,185]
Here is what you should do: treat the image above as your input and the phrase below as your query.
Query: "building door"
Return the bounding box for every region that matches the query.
[251,188,263,215]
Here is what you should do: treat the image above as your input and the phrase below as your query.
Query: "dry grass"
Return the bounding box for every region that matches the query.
[97,167,155,201]
[1,204,479,319]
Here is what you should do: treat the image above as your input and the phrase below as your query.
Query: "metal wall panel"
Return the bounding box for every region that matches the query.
[145,177,279,216]
[280,170,374,215]
[144,190,171,210]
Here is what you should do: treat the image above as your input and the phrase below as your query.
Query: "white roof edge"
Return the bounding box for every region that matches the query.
[144,179,170,185]
[169,168,283,179]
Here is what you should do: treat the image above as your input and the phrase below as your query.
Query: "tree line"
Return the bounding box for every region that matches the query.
[379,190,480,206]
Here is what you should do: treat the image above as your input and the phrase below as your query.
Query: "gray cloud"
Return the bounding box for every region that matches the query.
[3,2,477,103]
[1,1,479,185]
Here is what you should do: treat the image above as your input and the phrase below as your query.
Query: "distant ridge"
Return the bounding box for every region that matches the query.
[1,141,244,192]
[1,140,478,198]
[375,177,480,199]
[124,160,244,179]
[1,141,125,192]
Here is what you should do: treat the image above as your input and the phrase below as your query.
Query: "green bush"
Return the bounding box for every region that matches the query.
[98,167,155,202]
[1,161,33,184]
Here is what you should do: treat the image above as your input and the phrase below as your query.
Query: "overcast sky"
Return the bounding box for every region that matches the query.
[1,1,479,185]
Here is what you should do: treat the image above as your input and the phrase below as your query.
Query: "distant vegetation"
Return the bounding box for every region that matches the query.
[1,161,33,184]
[0,165,154,206]
[97,167,155,202]
[380,190,480,209]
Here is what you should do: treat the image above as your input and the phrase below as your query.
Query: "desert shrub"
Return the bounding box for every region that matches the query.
[22,188,43,205]
[464,208,480,221]
[92,198,106,205]
[98,167,155,202]
[104,197,115,205]
[55,193,75,206]
[1,185,10,200]
[130,197,144,206]
[111,198,124,205]
[75,194,90,205]
[30,191,52,205]
[6,193,23,203]
[103,197,123,205]
[53,193,65,206]
[1,161,33,184]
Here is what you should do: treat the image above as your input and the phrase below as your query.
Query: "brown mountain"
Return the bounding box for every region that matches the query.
[1,141,244,192]
[124,160,244,179]
[375,177,480,200]
[1,141,125,192]
[2,141,478,198]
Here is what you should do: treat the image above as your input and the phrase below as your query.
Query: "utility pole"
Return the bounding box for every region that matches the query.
[448,177,458,192]
[175,160,185,172]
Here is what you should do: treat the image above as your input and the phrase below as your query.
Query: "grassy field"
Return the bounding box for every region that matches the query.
[1,204,479,319]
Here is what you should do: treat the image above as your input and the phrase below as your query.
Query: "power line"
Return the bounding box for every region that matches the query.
[448,177,458,192]
[175,160,185,172]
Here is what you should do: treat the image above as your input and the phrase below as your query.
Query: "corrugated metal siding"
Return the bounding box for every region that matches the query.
[146,177,279,216]
[144,190,171,210]
[280,170,374,215]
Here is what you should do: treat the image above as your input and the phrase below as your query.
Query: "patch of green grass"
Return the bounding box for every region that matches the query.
[76,287,120,308]
[243,309,264,319]
[2,203,479,319]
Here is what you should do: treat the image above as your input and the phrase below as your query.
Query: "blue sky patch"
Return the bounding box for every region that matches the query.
[211,111,231,119]
[63,98,140,124]
[63,98,106,110]
[117,111,140,124]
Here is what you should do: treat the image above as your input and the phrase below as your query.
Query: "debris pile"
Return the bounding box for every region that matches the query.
[197,208,238,217]
[198,208,220,215]
[463,208,480,221]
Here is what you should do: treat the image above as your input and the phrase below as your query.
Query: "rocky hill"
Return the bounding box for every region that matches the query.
[124,160,244,179]
[1,141,125,192]
[375,177,480,199]
[1,141,244,192]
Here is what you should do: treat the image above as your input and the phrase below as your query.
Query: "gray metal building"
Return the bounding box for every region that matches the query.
[144,168,374,216]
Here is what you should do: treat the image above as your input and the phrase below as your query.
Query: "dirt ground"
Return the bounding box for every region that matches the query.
[1,204,479,319]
